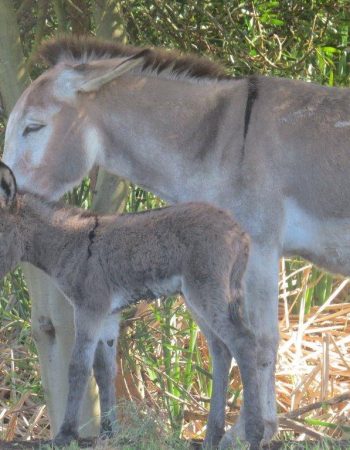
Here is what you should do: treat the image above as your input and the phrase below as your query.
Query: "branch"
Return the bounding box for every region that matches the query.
[283,391,350,420]
[279,417,327,439]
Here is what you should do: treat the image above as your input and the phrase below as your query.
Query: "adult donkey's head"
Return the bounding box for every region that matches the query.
[4,37,148,199]
[4,36,229,201]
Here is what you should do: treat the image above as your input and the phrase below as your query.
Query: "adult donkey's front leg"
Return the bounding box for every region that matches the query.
[248,244,280,442]
[220,243,280,447]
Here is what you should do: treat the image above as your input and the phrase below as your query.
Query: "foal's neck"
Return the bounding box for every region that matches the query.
[19,195,92,275]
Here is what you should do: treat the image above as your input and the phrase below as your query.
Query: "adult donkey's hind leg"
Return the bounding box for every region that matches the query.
[183,278,264,450]
[54,307,105,445]
[222,243,280,446]
[93,313,120,436]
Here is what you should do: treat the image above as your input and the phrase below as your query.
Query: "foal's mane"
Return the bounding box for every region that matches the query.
[38,35,231,81]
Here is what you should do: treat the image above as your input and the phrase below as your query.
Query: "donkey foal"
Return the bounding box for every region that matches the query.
[0,161,263,449]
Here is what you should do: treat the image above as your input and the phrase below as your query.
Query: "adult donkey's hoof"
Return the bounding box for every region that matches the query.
[219,416,277,449]
[218,422,266,449]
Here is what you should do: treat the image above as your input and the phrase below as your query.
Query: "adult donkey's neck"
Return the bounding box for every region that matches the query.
[86,75,248,203]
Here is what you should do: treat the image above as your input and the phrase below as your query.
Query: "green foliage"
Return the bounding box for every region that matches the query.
[120,0,350,83]
[0,269,30,323]
[65,177,93,209]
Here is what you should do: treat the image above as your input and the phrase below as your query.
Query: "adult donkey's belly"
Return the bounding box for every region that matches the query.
[282,197,350,277]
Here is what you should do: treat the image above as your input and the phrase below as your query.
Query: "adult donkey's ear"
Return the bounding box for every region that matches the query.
[78,50,150,93]
[55,49,150,98]
[0,162,17,208]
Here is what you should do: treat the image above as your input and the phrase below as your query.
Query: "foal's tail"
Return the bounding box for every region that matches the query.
[228,231,250,327]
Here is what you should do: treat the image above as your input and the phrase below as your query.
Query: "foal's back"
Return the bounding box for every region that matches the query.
[91,203,249,299]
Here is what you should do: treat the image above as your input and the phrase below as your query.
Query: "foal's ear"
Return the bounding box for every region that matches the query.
[0,162,17,208]
[76,50,149,94]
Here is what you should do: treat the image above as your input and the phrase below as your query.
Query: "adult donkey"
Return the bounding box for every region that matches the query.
[4,36,350,447]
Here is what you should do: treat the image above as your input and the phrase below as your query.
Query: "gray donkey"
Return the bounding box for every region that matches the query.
[0,161,263,449]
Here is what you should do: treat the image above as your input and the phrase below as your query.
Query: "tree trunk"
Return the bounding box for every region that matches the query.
[0,0,30,113]
[0,0,128,438]
[93,0,126,41]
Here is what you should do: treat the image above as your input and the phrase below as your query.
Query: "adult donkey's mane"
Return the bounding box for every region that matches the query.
[38,35,232,82]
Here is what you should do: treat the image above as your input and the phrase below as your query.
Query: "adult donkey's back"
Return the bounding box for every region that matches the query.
[4,35,350,448]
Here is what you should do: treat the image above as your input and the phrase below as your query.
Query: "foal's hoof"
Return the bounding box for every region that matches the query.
[202,425,225,449]
[218,435,248,450]
[99,428,115,440]
[262,418,278,442]
[53,430,79,446]
[218,423,246,450]
[100,416,118,439]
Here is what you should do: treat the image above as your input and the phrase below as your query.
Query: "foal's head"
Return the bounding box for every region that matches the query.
[0,162,23,278]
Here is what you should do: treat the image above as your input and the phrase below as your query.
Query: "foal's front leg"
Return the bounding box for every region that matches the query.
[187,311,231,449]
[54,307,104,445]
[93,312,120,436]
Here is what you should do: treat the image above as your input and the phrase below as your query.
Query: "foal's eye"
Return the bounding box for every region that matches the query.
[23,124,46,136]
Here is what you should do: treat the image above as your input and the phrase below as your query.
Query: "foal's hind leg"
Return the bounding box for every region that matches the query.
[54,307,105,445]
[93,313,120,436]
[189,311,231,449]
[215,317,263,450]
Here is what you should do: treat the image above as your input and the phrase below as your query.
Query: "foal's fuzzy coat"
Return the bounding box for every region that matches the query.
[0,161,263,449]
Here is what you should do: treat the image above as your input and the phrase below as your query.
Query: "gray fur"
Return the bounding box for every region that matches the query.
[0,162,263,449]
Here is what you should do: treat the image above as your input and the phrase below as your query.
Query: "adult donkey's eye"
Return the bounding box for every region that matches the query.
[23,124,46,136]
